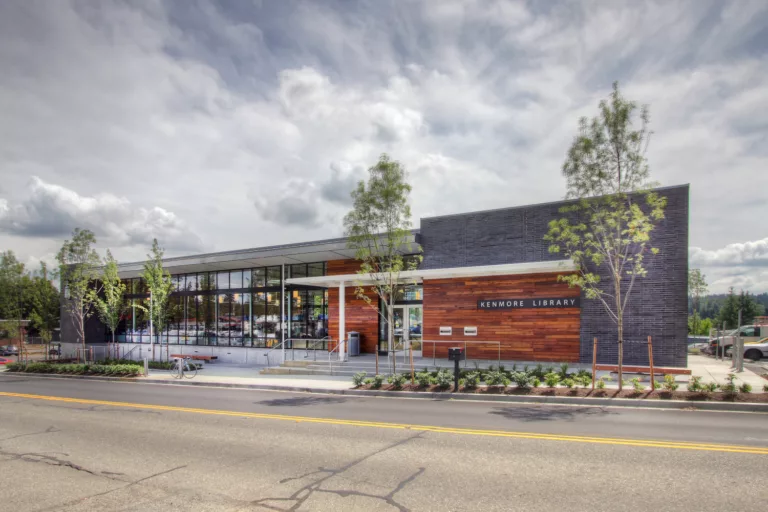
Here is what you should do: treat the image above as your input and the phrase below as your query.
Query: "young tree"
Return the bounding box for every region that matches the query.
[344,154,421,374]
[57,228,101,352]
[91,250,127,359]
[544,82,667,390]
[142,239,173,361]
[688,269,708,336]
[0,251,26,359]
[27,262,61,351]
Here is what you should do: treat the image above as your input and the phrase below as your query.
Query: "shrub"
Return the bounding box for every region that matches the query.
[558,363,569,379]
[739,382,752,393]
[485,370,510,388]
[722,374,738,394]
[574,374,592,389]
[764,384,768,393]
[575,369,593,380]
[415,371,432,388]
[531,364,546,380]
[561,378,574,389]
[463,371,480,390]
[630,378,645,392]
[531,377,541,388]
[387,373,407,390]
[705,382,720,393]
[661,375,679,392]
[5,362,24,372]
[544,372,560,388]
[363,377,373,385]
[596,377,606,390]
[687,375,703,393]
[370,375,384,389]
[510,371,533,389]
[435,369,453,389]
[352,372,367,387]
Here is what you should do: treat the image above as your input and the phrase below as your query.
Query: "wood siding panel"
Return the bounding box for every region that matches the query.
[422,273,581,362]
[327,260,379,354]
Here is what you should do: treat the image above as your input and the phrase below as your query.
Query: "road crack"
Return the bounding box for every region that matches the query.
[252,431,426,511]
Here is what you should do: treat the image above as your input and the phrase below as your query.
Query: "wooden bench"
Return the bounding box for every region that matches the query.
[594,364,691,375]
[170,354,218,362]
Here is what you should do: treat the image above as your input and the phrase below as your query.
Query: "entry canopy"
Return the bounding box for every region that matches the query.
[285,260,577,288]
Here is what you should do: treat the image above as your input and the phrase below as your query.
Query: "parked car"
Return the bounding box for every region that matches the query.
[709,324,765,355]
[48,343,62,357]
[1,345,19,356]
[739,337,768,361]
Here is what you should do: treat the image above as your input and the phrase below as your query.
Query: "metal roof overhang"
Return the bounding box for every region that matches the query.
[285,260,577,288]
[115,233,420,279]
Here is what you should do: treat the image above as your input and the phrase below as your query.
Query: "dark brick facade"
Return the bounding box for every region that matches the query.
[419,185,689,367]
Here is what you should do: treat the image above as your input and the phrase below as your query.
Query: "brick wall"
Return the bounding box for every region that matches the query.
[419,185,689,367]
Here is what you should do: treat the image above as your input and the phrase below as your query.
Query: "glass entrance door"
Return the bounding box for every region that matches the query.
[379,305,423,354]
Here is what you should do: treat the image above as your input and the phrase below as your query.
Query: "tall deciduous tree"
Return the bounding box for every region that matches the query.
[544,82,667,390]
[91,250,127,359]
[688,269,708,336]
[344,154,421,374]
[57,228,101,351]
[0,251,26,358]
[28,262,61,347]
[142,239,173,361]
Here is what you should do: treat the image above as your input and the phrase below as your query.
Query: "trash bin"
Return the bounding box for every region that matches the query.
[348,332,360,357]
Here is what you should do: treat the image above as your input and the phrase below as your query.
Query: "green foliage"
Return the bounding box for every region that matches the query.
[558,363,569,379]
[544,372,561,388]
[530,364,546,380]
[387,373,407,390]
[630,378,645,392]
[739,382,752,393]
[688,269,708,335]
[531,377,541,388]
[352,371,367,387]
[57,228,101,345]
[415,370,432,388]
[435,369,453,389]
[5,362,140,376]
[661,375,679,392]
[91,250,127,348]
[687,313,713,336]
[596,377,607,389]
[141,240,174,345]
[485,370,510,388]
[687,375,703,393]
[343,154,421,364]
[574,374,593,389]
[370,374,384,389]
[463,371,480,390]
[716,288,765,329]
[561,378,575,389]
[763,384,768,393]
[722,374,738,394]
[363,377,374,386]
[510,371,532,389]
[705,382,720,393]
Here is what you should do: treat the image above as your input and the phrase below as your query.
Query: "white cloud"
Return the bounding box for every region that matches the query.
[0,177,204,253]
[690,238,768,293]
[0,0,766,292]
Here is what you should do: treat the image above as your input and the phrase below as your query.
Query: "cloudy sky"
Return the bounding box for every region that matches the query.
[0,0,766,293]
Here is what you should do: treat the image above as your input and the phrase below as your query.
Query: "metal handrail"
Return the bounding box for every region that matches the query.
[328,340,344,375]
[264,337,335,367]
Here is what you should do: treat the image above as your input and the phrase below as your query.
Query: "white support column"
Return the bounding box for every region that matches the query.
[339,281,346,362]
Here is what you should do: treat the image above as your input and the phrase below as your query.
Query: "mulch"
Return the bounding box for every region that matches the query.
[356,384,768,403]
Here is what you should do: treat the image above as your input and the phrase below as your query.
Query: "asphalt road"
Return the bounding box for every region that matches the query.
[1,374,767,511]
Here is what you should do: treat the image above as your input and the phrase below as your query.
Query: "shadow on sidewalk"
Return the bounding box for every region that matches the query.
[256,396,349,407]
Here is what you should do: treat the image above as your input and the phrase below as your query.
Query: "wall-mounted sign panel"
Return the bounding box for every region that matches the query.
[464,326,478,336]
[439,326,452,336]
[477,297,580,310]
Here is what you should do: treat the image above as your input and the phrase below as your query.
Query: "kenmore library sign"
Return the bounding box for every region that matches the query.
[477,298,580,310]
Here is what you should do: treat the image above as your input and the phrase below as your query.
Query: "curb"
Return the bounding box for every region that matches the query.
[2,371,767,413]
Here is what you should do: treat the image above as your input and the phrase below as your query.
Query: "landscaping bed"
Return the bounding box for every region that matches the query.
[5,362,142,377]
[353,383,768,402]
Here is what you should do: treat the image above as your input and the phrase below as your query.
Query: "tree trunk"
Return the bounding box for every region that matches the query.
[111,330,115,360]
[616,274,623,392]
[387,301,395,375]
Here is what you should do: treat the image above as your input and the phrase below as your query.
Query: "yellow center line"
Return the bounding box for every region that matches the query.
[2,391,767,455]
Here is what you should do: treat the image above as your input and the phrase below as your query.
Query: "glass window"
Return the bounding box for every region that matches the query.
[267,267,281,287]
[230,270,243,289]
[169,296,183,343]
[253,292,266,343]
[308,262,325,277]
[243,269,251,289]
[242,293,252,347]
[230,293,245,346]
[217,272,230,290]
[185,274,197,292]
[266,292,281,345]
[203,294,215,345]
[215,294,232,346]
[252,268,266,288]
[135,278,148,295]
[290,290,307,339]
[181,296,198,345]
[135,297,150,343]
[290,264,307,279]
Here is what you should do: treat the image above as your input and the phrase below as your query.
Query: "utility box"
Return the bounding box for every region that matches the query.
[448,347,465,361]
[348,331,360,357]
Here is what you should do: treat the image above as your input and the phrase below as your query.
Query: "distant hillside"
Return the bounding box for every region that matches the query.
[690,292,768,320]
